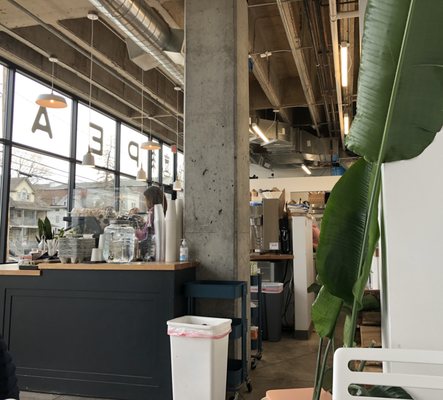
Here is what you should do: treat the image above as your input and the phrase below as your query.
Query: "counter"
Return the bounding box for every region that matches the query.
[0,261,197,400]
[0,263,41,276]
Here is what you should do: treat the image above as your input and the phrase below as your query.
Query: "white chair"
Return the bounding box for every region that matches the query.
[333,347,443,400]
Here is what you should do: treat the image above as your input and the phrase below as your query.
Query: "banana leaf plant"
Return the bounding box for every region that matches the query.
[311,0,443,398]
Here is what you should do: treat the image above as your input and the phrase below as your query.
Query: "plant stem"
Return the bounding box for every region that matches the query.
[345,0,416,348]
[313,338,332,400]
[312,336,323,397]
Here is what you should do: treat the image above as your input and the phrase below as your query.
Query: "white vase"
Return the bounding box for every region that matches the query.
[46,239,58,257]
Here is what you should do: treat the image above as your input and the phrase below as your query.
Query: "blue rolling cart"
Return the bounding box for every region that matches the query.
[185,280,252,400]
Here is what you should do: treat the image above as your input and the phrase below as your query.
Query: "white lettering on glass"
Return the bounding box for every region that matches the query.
[32,106,53,138]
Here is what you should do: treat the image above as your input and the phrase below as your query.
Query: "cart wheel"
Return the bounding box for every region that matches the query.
[251,359,257,370]
[256,353,262,360]
[247,379,253,392]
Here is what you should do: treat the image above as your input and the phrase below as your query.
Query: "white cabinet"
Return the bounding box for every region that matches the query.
[291,215,315,338]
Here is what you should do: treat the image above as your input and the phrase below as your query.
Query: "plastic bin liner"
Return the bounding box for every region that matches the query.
[262,282,283,293]
[167,315,232,339]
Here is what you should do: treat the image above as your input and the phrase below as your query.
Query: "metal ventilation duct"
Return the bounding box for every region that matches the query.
[89,0,184,86]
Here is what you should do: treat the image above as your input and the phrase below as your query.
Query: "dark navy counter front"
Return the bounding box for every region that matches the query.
[0,262,197,400]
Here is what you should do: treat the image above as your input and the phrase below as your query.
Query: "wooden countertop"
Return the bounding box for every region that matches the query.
[38,261,197,271]
[0,263,41,276]
[250,253,294,261]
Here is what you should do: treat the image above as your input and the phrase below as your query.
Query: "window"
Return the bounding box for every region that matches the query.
[120,124,149,177]
[74,165,115,211]
[162,144,173,185]
[0,66,6,138]
[12,73,72,157]
[8,148,69,260]
[76,103,116,170]
[151,149,160,183]
[20,190,29,201]
[118,177,147,214]
[177,152,184,183]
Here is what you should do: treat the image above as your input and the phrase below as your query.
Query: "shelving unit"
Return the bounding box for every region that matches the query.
[185,280,251,400]
[250,273,263,369]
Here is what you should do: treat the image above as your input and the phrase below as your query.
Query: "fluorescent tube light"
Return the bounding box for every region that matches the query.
[344,113,350,135]
[301,164,312,175]
[340,42,349,88]
[251,123,269,143]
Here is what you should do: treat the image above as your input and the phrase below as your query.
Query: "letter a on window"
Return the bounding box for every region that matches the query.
[32,106,53,139]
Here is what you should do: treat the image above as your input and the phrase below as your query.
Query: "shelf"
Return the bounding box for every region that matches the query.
[227,358,243,389]
[184,280,244,299]
[229,318,242,340]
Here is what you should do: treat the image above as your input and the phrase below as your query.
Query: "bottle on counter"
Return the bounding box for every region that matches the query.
[179,239,188,262]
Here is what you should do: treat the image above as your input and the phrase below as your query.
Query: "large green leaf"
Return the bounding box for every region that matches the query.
[346,0,443,162]
[316,159,379,305]
[311,286,342,339]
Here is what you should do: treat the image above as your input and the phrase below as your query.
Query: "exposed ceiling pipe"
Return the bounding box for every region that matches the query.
[250,55,292,124]
[329,0,345,149]
[276,0,321,136]
[6,0,179,118]
[89,0,184,87]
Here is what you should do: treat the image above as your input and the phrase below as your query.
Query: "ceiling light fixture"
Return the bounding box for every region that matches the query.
[140,72,161,152]
[136,164,147,181]
[251,123,270,143]
[340,41,349,88]
[301,164,312,175]
[173,86,183,191]
[82,11,99,168]
[35,56,67,109]
[344,113,350,135]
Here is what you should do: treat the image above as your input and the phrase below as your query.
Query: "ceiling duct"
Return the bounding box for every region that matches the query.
[89,0,184,85]
[254,118,294,152]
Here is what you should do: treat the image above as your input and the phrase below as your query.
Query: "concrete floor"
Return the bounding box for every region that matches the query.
[20,331,320,400]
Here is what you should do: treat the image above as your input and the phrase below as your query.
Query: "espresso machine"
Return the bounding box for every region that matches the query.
[250,199,281,253]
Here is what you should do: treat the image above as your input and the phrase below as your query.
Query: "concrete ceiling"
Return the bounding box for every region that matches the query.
[0,0,360,171]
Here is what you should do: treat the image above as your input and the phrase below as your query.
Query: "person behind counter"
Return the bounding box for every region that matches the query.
[130,186,167,260]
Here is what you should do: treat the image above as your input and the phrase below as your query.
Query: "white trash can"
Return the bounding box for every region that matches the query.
[167,315,232,400]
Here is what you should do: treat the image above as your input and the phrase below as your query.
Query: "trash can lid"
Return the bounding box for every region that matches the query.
[167,315,232,338]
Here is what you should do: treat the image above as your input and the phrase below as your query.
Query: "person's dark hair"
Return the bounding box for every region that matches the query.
[143,186,167,212]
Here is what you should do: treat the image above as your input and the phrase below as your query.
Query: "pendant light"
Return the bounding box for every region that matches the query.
[82,11,98,167]
[172,86,183,191]
[136,164,147,181]
[140,73,161,151]
[35,56,67,109]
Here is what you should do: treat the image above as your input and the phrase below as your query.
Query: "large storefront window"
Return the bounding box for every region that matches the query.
[118,177,147,214]
[151,149,160,183]
[162,144,173,185]
[0,66,6,138]
[8,148,69,260]
[13,73,72,157]
[177,152,184,183]
[120,124,149,177]
[76,104,116,170]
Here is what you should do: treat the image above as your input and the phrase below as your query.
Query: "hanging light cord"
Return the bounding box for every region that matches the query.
[88,15,95,150]
[140,70,144,136]
[50,60,55,93]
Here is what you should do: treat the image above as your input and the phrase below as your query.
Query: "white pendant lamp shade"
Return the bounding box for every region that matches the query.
[173,179,183,191]
[36,56,67,109]
[136,165,147,181]
[141,140,161,151]
[36,93,67,109]
[82,146,95,167]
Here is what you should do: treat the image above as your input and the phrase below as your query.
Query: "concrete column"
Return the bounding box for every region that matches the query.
[184,0,249,283]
